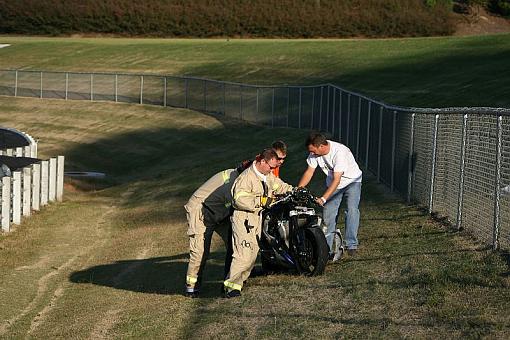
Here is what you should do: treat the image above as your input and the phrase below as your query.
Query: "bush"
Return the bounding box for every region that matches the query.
[0,0,456,38]
[489,0,510,16]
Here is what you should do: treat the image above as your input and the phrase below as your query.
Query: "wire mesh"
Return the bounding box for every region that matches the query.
[462,115,498,245]
[379,107,394,186]
[16,71,41,98]
[367,102,380,175]
[2,68,510,250]
[500,115,510,249]
[142,76,164,106]
[433,114,464,223]
[411,114,434,206]
[357,99,369,166]
[90,73,115,102]
[0,70,15,96]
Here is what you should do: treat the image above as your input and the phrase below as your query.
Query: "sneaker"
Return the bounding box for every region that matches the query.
[332,250,344,262]
[224,289,241,298]
[347,249,357,257]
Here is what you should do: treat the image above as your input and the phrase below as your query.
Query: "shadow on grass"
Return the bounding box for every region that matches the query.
[69,251,228,297]
[62,113,308,207]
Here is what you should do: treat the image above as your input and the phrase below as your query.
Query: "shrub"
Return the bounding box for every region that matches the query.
[0,0,456,38]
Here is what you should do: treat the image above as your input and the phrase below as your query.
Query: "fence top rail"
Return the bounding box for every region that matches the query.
[2,68,509,115]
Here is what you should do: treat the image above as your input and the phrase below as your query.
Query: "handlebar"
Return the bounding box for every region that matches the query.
[267,187,319,208]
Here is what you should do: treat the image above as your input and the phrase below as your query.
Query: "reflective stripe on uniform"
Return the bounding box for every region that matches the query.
[234,191,254,200]
[222,170,230,184]
[223,280,243,291]
[186,275,198,284]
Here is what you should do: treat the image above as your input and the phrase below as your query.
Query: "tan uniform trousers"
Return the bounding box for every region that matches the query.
[224,210,261,292]
[185,205,230,289]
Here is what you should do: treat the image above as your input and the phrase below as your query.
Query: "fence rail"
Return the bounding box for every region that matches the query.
[1,69,509,250]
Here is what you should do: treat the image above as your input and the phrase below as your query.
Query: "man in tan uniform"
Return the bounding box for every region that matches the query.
[185,165,247,297]
[224,149,294,298]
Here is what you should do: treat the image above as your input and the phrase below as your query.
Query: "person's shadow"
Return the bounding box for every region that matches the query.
[69,251,228,297]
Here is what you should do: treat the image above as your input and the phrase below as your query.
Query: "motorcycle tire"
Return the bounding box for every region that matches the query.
[295,227,329,276]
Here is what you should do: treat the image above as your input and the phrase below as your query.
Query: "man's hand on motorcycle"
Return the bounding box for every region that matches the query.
[260,195,273,207]
[314,197,325,206]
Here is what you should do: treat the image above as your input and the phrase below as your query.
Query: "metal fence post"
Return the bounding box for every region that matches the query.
[256,87,259,118]
[140,75,143,105]
[456,114,468,230]
[239,86,243,120]
[115,74,118,102]
[40,71,43,99]
[346,94,351,148]
[319,86,323,130]
[391,110,397,192]
[377,106,384,183]
[365,102,371,169]
[429,114,439,213]
[286,88,290,128]
[65,72,69,100]
[338,90,342,142]
[493,115,503,250]
[298,87,302,129]
[204,80,208,112]
[331,88,336,138]
[326,86,330,133]
[407,113,416,203]
[14,70,18,97]
[185,79,189,109]
[223,82,226,116]
[163,77,167,107]
[90,73,93,101]
[271,88,275,127]
[356,97,362,159]
[311,88,315,129]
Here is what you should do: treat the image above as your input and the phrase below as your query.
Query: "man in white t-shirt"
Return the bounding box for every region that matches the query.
[298,132,362,258]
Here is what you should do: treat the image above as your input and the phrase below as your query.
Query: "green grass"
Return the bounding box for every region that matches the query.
[0,36,509,338]
[0,35,509,107]
[0,96,508,338]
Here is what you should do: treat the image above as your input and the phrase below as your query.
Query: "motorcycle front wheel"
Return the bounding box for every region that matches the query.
[295,227,329,276]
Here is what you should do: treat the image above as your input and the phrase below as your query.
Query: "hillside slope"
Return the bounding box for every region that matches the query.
[0,96,508,338]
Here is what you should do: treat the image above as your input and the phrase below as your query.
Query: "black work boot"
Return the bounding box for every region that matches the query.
[184,285,199,298]
[224,289,241,298]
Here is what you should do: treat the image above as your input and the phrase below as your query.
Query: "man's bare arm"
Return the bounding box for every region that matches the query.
[298,166,315,187]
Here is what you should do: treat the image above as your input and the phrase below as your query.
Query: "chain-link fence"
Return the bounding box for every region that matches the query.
[1,69,509,250]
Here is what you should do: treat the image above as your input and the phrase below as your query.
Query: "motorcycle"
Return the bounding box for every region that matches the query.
[258,187,332,276]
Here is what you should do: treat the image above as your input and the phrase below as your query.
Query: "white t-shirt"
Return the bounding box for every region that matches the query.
[306,140,362,189]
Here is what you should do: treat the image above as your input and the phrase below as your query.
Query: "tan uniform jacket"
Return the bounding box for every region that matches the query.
[184,168,239,235]
[231,165,293,236]
[223,164,293,291]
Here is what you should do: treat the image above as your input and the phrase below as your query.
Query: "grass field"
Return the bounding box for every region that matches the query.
[0,36,509,338]
[0,35,510,108]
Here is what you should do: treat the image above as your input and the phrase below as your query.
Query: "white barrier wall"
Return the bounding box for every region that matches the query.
[0,156,65,232]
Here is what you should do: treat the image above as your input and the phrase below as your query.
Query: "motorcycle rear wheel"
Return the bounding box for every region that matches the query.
[295,227,329,276]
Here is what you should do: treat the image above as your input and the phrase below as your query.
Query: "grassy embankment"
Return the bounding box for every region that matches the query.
[0,37,509,338]
[0,35,510,108]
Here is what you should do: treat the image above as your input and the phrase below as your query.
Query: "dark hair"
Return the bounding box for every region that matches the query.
[256,148,278,162]
[305,131,328,147]
[271,140,287,155]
